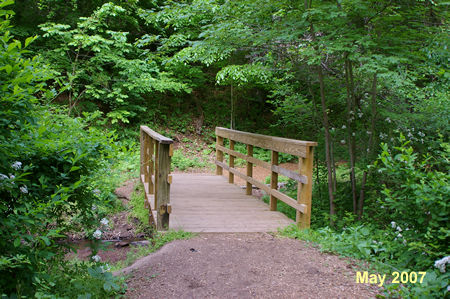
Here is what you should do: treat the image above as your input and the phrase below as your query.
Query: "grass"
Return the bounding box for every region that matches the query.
[111,230,193,271]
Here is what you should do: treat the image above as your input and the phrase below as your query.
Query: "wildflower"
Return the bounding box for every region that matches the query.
[11,161,22,170]
[20,186,28,194]
[93,229,102,239]
[396,233,402,238]
[377,169,383,173]
[434,256,450,273]
[92,255,101,262]
[418,131,425,137]
[0,174,8,180]
[396,226,402,232]
[342,125,346,129]
[340,139,346,145]
[352,132,355,136]
[391,221,396,229]
[100,264,111,273]
[100,218,109,226]
[385,117,391,123]
[91,204,97,211]
[9,174,15,179]
[366,131,372,135]
[93,189,101,196]
[358,113,363,118]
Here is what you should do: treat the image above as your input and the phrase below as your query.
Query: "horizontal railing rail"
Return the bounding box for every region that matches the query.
[215,127,317,228]
[140,126,173,230]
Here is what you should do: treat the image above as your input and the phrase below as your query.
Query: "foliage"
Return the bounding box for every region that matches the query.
[375,135,449,265]
[39,2,188,123]
[0,3,124,296]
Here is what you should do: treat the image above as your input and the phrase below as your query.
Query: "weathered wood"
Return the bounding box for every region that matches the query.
[156,143,171,230]
[297,147,314,229]
[229,140,235,184]
[216,145,307,184]
[270,151,279,211]
[246,144,253,195]
[140,126,174,144]
[149,138,154,194]
[216,136,224,175]
[170,174,294,232]
[216,127,317,158]
[215,161,306,213]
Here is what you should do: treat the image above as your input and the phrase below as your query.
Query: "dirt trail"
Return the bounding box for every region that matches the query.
[117,233,380,299]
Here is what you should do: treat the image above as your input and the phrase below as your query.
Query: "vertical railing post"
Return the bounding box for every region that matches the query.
[216,133,224,175]
[140,128,144,179]
[246,144,253,195]
[149,138,154,195]
[228,140,235,183]
[154,142,159,209]
[297,146,314,229]
[156,143,171,230]
[270,150,279,211]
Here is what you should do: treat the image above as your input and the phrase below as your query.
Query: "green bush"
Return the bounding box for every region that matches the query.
[376,134,449,267]
[0,3,124,296]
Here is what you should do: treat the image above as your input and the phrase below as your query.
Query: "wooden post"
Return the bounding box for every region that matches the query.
[156,143,171,230]
[229,140,235,184]
[216,135,224,175]
[140,128,144,178]
[246,144,253,195]
[154,143,159,209]
[270,150,279,211]
[297,146,314,229]
[149,138,154,194]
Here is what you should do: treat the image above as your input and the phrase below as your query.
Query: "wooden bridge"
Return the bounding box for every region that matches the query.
[140,126,317,233]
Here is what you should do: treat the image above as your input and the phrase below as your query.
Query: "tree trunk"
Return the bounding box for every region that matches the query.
[358,73,377,219]
[344,58,358,214]
[318,65,336,224]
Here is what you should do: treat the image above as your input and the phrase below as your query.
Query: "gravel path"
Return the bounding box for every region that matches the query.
[116,233,380,299]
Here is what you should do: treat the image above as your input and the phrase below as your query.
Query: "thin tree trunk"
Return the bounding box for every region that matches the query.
[358,73,377,219]
[230,83,234,129]
[318,66,336,224]
[344,58,358,214]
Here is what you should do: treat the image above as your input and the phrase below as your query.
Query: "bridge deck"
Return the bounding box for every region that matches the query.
[169,174,294,232]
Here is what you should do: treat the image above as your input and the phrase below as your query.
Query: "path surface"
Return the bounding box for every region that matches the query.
[118,233,380,299]
[169,174,293,232]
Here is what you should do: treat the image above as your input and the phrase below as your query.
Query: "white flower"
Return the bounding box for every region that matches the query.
[92,255,101,262]
[391,221,396,229]
[20,186,28,194]
[396,226,402,232]
[100,264,111,273]
[91,204,97,211]
[0,173,8,180]
[100,218,109,226]
[340,139,346,145]
[342,125,346,129]
[93,189,101,196]
[434,256,450,273]
[418,131,425,137]
[352,132,355,136]
[358,113,363,118]
[366,131,372,135]
[9,174,15,179]
[397,233,402,238]
[11,161,22,170]
[385,117,391,123]
[93,229,102,239]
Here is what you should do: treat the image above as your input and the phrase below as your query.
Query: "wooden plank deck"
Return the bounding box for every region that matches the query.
[169,174,294,232]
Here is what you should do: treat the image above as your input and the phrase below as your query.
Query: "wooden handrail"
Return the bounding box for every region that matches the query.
[215,127,317,229]
[140,126,173,230]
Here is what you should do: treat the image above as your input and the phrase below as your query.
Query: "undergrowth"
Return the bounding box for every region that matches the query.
[112,230,193,271]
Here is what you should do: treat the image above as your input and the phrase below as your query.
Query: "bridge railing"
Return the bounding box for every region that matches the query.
[215,127,317,229]
[140,126,173,230]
